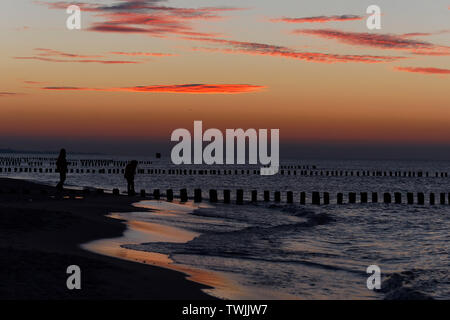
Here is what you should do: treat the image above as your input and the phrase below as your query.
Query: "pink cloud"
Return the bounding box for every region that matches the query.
[271,15,363,24]
[394,66,450,75]
[183,37,405,64]
[295,29,450,56]
[41,84,266,94]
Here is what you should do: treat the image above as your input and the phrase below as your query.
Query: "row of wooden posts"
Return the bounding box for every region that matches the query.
[1,166,448,178]
[111,189,450,205]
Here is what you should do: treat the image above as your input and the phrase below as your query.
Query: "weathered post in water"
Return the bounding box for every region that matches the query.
[349,192,356,204]
[361,192,368,204]
[180,189,188,202]
[166,189,173,202]
[429,193,435,205]
[337,193,343,204]
[251,190,257,203]
[209,189,218,203]
[223,190,231,203]
[274,191,281,203]
[300,192,306,205]
[312,192,320,205]
[407,192,414,204]
[264,190,270,202]
[236,189,244,205]
[287,191,293,204]
[323,192,330,205]
[194,189,202,203]
[372,192,378,203]
[417,192,424,205]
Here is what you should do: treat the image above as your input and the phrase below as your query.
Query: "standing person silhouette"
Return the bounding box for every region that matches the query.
[56,148,68,191]
[124,160,138,196]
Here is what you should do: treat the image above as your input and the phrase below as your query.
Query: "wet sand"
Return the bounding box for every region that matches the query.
[81,201,250,299]
[85,200,301,300]
[0,177,215,300]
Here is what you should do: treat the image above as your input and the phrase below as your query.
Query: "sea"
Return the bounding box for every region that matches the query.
[1,153,449,299]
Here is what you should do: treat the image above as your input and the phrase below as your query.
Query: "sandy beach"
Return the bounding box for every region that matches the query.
[0,177,215,300]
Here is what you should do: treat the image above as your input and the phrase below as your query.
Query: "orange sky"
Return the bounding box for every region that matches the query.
[1,0,449,152]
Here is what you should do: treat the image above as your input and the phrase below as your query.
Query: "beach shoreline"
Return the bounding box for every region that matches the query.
[0,177,216,300]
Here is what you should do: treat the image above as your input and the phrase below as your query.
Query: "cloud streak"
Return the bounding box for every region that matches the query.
[14,48,142,64]
[14,56,141,64]
[295,29,450,56]
[38,0,245,38]
[41,84,265,94]
[184,37,405,63]
[109,51,176,57]
[394,66,450,75]
[271,15,363,24]
[0,92,18,97]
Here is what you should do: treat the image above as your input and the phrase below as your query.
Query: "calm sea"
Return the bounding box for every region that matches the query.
[2,154,449,299]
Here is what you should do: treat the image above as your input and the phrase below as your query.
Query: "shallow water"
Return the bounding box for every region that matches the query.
[122,200,449,299]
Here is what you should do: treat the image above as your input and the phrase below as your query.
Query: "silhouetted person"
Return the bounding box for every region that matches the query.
[124,160,138,196]
[56,148,68,191]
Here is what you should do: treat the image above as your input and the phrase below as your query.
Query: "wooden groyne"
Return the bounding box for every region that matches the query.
[0,156,448,178]
[107,189,449,206]
[0,166,448,178]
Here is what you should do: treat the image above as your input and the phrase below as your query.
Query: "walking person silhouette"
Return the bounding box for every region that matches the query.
[56,148,68,191]
[124,160,138,196]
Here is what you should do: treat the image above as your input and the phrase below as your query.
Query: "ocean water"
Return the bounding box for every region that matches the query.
[2,154,449,299]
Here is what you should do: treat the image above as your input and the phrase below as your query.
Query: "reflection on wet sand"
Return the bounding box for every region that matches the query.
[81,201,247,299]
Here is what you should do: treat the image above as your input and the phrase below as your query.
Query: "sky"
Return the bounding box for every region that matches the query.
[1,0,449,159]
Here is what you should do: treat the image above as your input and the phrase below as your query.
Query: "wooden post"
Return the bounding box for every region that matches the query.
[180,189,188,202]
[440,193,445,205]
[394,192,402,204]
[407,192,414,204]
[194,189,202,203]
[264,190,270,202]
[300,192,306,205]
[417,192,424,205]
[223,190,231,203]
[360,192,368,204]
[274,191,281,203]
[166,189,173,202]
[349,192,356,204]
[384,193,391,204]
[209,189,218,203]
[337,193,343,204]
[251,190,257,203]
[323,192,330,205]
[287,191,293,204]
[236,189,244,205]
[429,193,435,205]
[372,192,378,203]
[153,189,160,200]
[312,192,320,205]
